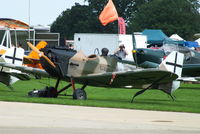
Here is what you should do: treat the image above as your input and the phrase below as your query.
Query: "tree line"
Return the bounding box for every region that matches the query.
[51,0,200,40]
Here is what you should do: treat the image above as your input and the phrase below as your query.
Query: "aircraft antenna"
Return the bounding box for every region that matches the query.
[28,0,31,47]
[132,33,138,68]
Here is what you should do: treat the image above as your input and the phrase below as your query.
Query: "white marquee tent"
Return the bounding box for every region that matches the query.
[169,34,184,41]
[195,38,200,45]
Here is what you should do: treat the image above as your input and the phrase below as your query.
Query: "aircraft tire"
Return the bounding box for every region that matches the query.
[73,88,87,100]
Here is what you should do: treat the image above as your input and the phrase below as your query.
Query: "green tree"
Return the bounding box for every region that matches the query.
[51,0,151,38]
[51,3,97,39]
[128,0,200,40]
[51,0,199,40]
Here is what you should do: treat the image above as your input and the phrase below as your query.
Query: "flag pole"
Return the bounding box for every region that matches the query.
[28,0,31,47]
[118,17,119,34]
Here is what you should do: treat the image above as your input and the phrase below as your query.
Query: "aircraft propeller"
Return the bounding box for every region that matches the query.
[132,34,138,67]
[27,42,56,68]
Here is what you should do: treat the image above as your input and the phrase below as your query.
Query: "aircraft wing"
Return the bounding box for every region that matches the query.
[74,69,178,88]
[0,18,29,29]
[5,72,30,80]
[23,56,40,64]
[0,62,178,89]
[0,62,49,78]
[23,56,43,69]
[182,64,200,77]
[177,77,199,82]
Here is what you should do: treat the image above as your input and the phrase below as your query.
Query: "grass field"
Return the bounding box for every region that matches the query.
[0,78,200,113]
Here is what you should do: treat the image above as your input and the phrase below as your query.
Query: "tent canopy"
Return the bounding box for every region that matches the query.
[169,34,184,41]
[142,29,168,45]
[142,29,184,46]
[195,38,200,45]
[184,41,199,48]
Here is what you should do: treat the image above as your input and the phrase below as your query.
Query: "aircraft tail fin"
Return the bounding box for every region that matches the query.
[1,47,25,87]
[159,51,184,77]
[158,51,184,93]
[2,47,24,65]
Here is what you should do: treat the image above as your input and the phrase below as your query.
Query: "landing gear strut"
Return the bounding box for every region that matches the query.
[131,74,175,103]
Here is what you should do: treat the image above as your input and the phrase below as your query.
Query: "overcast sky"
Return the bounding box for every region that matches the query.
[0,0,88,26]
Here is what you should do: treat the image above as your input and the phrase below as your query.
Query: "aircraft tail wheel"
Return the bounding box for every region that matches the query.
[73,88,87,100]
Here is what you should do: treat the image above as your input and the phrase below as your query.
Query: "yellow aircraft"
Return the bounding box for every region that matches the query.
[0,18,45,88]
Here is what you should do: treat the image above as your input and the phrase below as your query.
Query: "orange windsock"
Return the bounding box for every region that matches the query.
[99,0,118,26]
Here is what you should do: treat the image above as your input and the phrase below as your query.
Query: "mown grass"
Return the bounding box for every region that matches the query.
[0,78,200,113]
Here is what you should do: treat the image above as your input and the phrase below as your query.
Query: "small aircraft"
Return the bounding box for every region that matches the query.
[0,41,184,102]
[23,41,47,69]
[0,18,46,88]
[0,18,29,53]
[0,46,30,88]
[0,18,31,88]
[133,43,200,79]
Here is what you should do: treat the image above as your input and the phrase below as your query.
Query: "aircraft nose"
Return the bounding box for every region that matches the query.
[132,49,145,55]
[136,49,145,55]
[132,50,137,54]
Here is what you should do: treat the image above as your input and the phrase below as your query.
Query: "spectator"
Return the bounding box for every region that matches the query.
[114,44,128,59]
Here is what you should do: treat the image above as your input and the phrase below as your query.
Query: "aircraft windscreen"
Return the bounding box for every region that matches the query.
[162,42,190,55]
[162,43,179,55]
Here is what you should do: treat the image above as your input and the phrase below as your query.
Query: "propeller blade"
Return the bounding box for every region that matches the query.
[132,50,138,67]
[27,42,56,68]
[132,34,138,67]
[27,42,40,54]
[42,55,56,68]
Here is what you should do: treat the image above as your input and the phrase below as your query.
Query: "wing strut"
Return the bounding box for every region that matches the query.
[131,73,174,103]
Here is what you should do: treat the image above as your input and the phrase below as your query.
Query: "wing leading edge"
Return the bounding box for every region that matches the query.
[0,62,177,89]
[0,62,49,77]
[74,69,178,89]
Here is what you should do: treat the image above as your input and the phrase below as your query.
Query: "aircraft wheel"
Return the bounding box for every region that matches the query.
[73,88,87,100]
